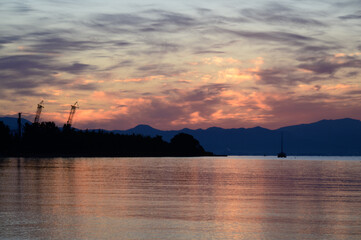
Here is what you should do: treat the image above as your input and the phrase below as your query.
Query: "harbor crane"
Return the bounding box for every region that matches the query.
[66,101,79,127]
[34,100,44,124]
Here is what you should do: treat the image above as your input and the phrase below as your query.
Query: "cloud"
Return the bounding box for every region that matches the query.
[0,36,21,49]
[334,0,361,8]
[0,55,95,79]
[73,83,233,129]
[68,82,99,91]
[346,71,359,77]
[19,34,136,59]
[81,83,304,130]
[93,13,147,27]
[220,28,316,45]
[298,55,361,75]
[58,62,94,74]
[1,1,361,130]
[254,64,342,86]
[0,2,33,13]
[145,9,198,27]
[104,60,134,71]
[261,92,361,128]
[114,41,133,46]
[241,3,326,27]
[27,37,96,54]
[193,50,225,55]
[299,45,337,53]
[0,54,97,98]
[202,57,242,66]
[12,89,52,97]
[0,55,54,80]
[34,79,361,131]
[81,5,322,60]
[339,10,361,19]
[346,90,361,95]
[89,10,199,34]
[139,42,181,55]
[177,83,230,102]
[135,63,186,78]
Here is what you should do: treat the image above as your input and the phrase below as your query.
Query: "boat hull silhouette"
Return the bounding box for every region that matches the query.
[277,132,287,158]
[277,152,287,158]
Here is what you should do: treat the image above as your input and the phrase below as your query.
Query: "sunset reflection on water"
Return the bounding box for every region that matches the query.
[0,157,360,239]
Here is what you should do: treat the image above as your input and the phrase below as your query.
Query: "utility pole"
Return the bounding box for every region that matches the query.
[17,112,22,137]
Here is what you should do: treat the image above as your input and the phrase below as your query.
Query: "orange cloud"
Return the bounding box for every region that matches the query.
[91,91,106,99]
[297,68,313,74]
[189,111,207,124]
[248,57,264,72]
[114,75,165,83]
[334,52,361,57]
[323,83,356,91]
[202,57,242,66]
[217,68,254,83]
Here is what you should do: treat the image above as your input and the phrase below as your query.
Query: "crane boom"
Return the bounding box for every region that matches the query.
[34,100,44,124]
[66,101,79,127]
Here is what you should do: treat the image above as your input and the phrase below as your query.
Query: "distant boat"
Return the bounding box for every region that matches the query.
[277,132,287,158]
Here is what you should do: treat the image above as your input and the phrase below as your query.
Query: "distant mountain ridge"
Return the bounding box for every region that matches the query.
[1,117,361,156]
[0,117,31,133]
[113,118,361,156]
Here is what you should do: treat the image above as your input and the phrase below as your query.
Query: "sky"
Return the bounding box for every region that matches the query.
[0,0,361,130]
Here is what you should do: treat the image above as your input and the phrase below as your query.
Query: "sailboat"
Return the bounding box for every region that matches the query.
[277,132,287,158]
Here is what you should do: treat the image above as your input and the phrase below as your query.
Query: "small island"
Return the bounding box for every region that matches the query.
[0,121,213,157]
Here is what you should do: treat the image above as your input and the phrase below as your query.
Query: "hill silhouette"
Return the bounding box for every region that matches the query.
[113,118,361,156]
[0,117,31,133]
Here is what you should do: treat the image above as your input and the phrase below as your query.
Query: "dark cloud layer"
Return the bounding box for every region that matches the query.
[0,2,33,13]
[299,45,337,53]
[0,36,21,48]
[339,10,361,19]
[219,29,316,46]
[298,57,361,75]
[27,37,96,53]
[0,55,53,77]
[0,55,94,77]
[135,63,186,78]
[241,3,326,27]
[89,10,199,34]
[0,54,96,93]
[58,63,94,74]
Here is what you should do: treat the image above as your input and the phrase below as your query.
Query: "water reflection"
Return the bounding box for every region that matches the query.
[0,157,360,239]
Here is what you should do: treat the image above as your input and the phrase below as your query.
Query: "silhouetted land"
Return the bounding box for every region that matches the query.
[0,121,213,157]
[112,118,361,156]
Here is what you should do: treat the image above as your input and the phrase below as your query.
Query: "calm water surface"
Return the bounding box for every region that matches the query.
[0,156,360,240]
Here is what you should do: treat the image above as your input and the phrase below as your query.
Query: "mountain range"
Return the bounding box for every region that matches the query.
[1,117,361,156]
[0,117,31,132]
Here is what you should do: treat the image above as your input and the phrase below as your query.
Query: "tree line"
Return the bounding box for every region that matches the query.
[0,121,213,157]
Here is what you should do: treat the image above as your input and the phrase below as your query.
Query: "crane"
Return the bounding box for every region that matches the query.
[66,101,79,127]
[34,100,44,124]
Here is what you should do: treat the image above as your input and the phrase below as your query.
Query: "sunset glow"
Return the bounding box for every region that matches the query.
[1,0,360,130]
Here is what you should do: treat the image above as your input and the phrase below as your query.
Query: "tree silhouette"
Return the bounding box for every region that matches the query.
[0,121,11,156]
[0,121,213,157]
[170,133,209,156]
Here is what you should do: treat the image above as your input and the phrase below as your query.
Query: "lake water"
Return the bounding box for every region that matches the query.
[0,156,360,240]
